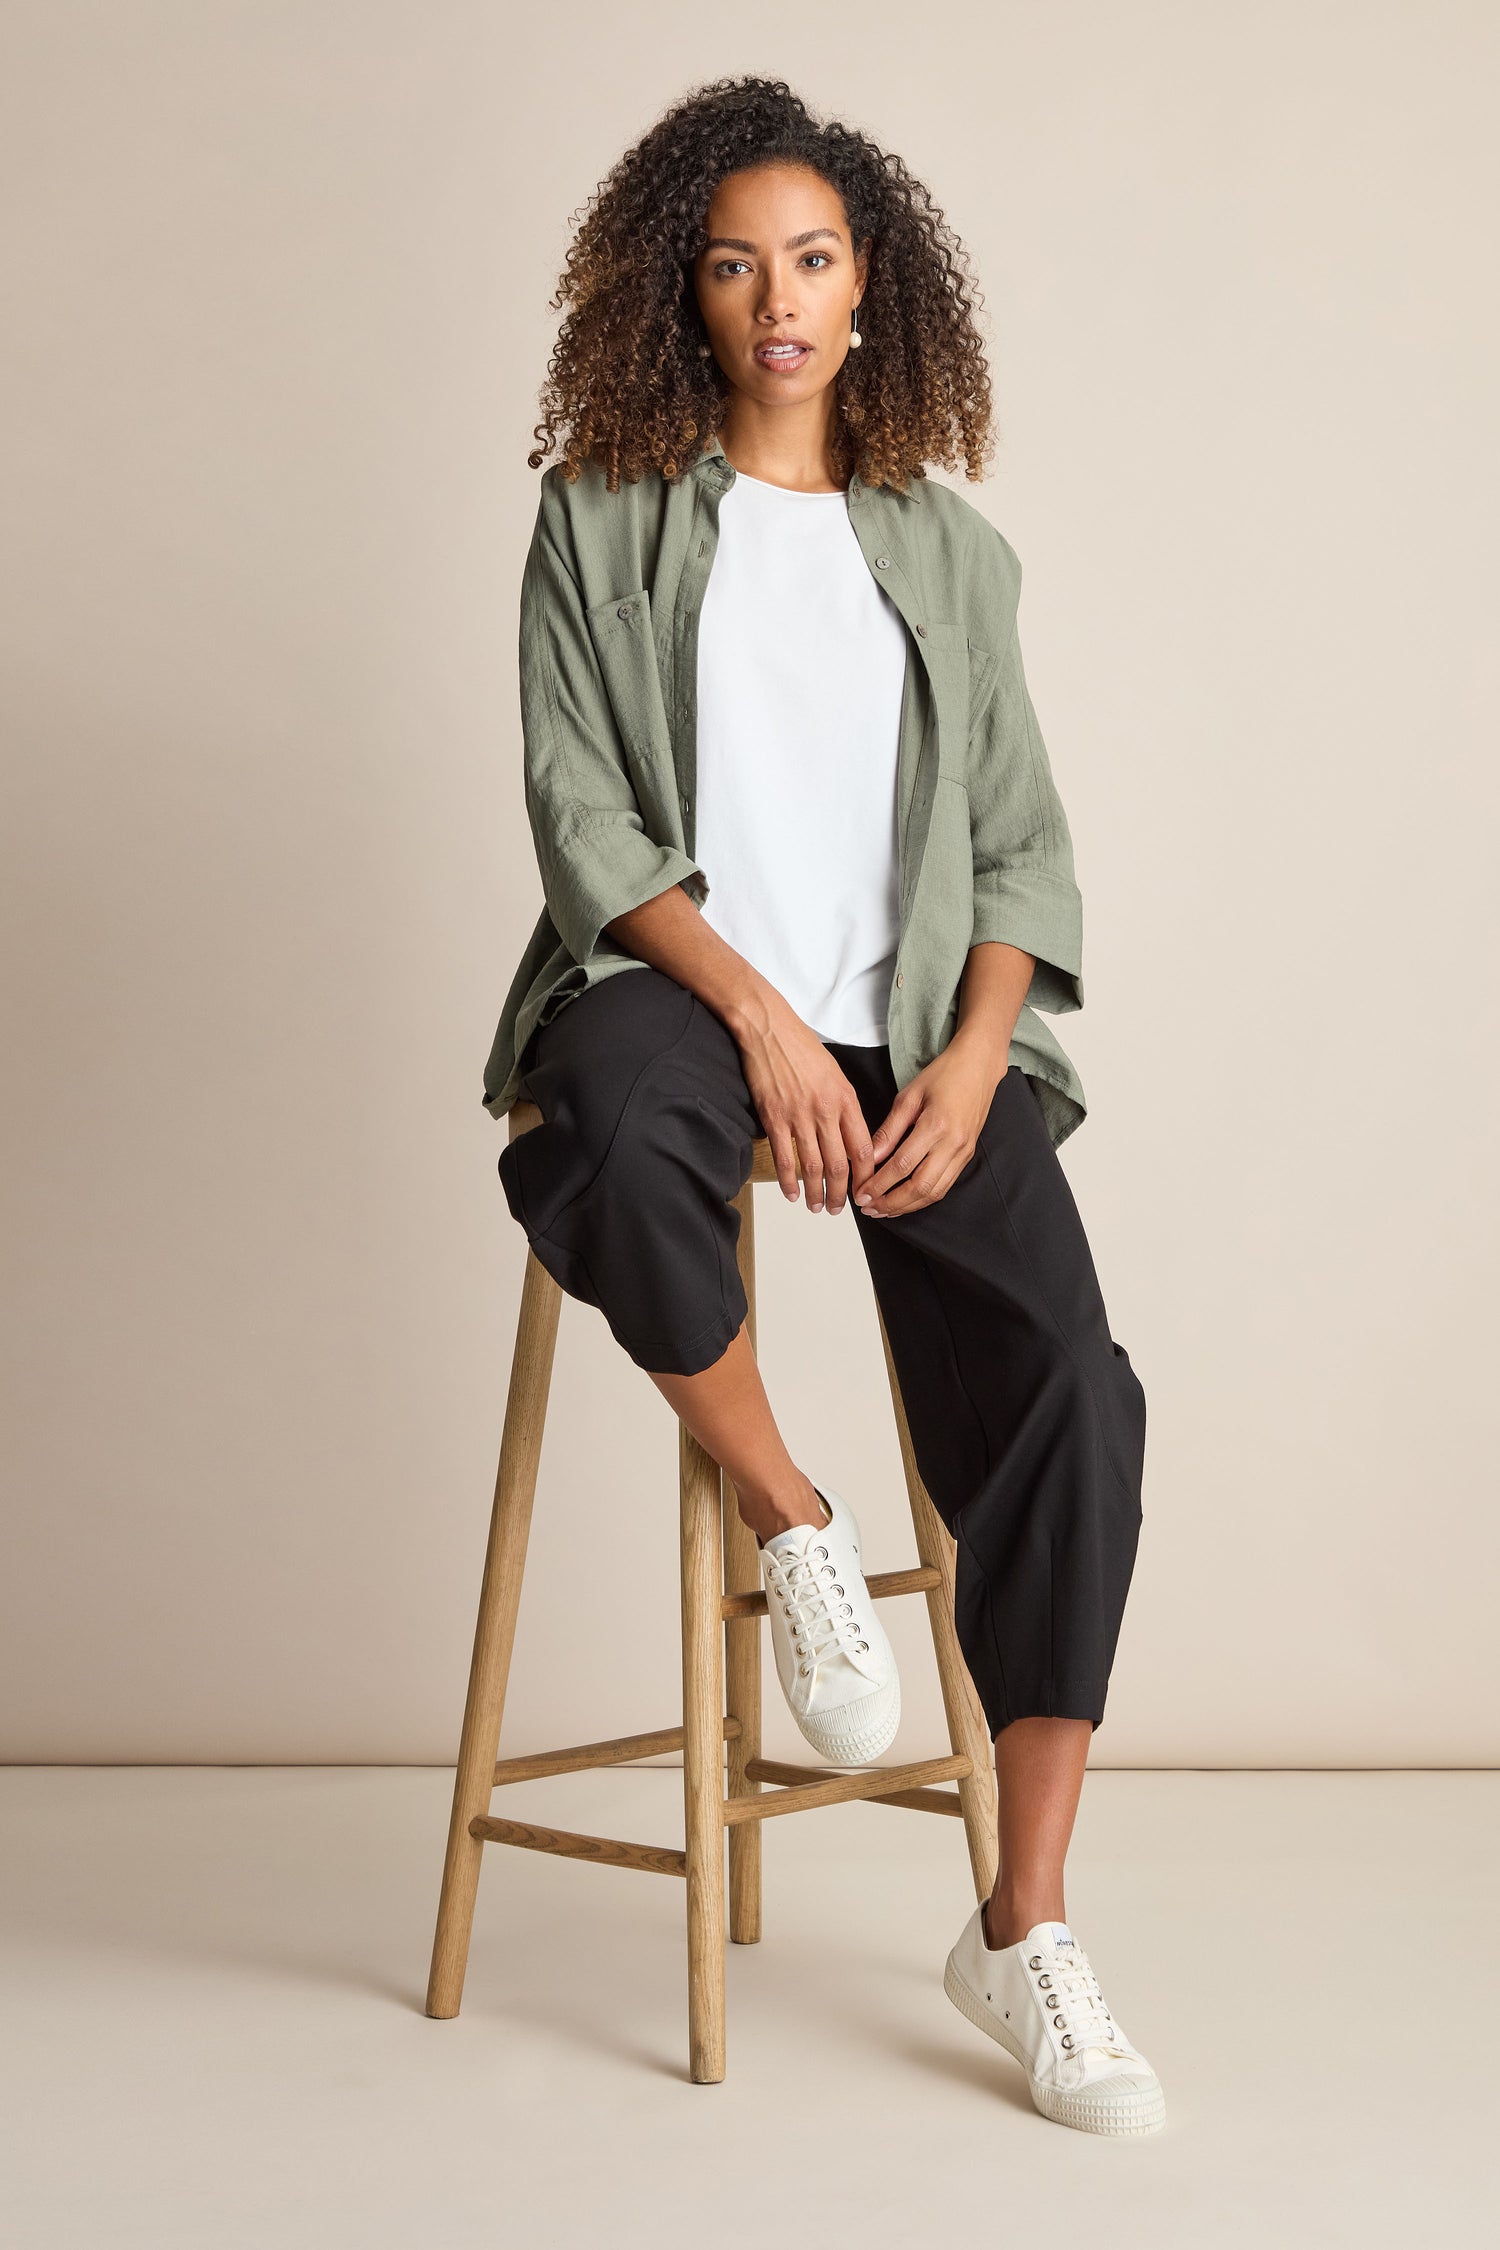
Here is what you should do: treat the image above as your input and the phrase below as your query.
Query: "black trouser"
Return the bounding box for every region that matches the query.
[499,967,1146,1736]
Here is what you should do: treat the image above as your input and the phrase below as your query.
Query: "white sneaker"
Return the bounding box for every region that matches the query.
[759,1482,900,1764]
[944,1908,1166,2136]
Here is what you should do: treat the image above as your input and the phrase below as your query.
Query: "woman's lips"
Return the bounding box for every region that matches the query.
[754,341,812,373]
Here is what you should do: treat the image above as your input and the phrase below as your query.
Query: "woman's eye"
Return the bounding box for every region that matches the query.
[711,253,834,277]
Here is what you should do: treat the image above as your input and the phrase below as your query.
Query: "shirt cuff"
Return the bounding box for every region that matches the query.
[970,872,1084,1013]
[548,807,708,965]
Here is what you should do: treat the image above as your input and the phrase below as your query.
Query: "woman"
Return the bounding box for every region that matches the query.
[484,76,1162,2136]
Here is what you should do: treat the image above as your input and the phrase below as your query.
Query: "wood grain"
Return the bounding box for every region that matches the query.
[724,1751,971,1825]
[471,1815,686,1878]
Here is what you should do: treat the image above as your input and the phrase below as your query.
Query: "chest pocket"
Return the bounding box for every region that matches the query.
[909,615,972,782]
[585,586,672,753]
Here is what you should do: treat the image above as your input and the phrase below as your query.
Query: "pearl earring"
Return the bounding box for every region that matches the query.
[848,306,863,349]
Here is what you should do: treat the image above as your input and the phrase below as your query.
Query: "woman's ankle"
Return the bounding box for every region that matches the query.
[737,1469,827,1543]
[984,1885,1066,1951]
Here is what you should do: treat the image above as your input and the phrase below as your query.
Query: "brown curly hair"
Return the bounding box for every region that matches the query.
[528,75,996,495]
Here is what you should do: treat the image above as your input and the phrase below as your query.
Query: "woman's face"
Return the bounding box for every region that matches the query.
[692,162,868,407]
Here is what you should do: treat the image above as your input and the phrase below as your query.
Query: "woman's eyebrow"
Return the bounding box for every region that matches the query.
[702,228,843,253]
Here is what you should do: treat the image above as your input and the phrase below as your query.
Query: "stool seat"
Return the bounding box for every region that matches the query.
[425,1093,999,2083]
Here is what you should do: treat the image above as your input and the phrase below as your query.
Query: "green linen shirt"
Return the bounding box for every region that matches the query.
[482,430,1090,1148]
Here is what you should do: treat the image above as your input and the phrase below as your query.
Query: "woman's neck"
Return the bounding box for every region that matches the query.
[714,399,843,494]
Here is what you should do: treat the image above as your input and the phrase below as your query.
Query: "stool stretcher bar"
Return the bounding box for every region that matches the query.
[491,1717,741,1788]
[469,1748,974,1881]
[720,1564,940,1622]
[746,1757,967,1816]
[723,1751,971,1826]
[470,1815,687,1878]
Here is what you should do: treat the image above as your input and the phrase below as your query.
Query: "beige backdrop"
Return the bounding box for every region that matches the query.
[3,2,1496,1768]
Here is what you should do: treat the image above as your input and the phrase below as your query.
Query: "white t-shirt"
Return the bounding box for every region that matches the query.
[693,469,910,1045]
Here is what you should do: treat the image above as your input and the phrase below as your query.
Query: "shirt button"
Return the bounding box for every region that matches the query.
[681,794,691,811]
[875,556,891,569]
[617,603,634,621]
[895,972,904,988]
[916,623,928,636]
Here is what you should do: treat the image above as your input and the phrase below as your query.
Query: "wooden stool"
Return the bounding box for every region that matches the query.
[425,1099,1000,2083]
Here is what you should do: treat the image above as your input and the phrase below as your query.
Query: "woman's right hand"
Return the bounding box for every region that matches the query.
[599,886,875,1214]
[732,989,874,1215]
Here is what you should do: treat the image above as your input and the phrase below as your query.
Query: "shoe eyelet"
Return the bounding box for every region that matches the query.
[1060,2034,1074,2050]
[1028,1955,1044,1970]
[1037,1974,1052,1989]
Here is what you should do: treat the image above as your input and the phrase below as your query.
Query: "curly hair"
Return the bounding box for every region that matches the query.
[528,75,996,495]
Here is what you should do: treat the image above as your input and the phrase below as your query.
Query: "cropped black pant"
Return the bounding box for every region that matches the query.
[498,967,1146,1737]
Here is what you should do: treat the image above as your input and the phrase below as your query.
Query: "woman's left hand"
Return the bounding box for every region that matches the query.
[853,1035,1006,1217]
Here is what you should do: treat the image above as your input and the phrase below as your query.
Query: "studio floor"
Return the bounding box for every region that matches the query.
[2,1765,1495,2248]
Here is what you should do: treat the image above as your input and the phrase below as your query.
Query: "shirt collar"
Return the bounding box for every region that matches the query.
[690,430,922,502]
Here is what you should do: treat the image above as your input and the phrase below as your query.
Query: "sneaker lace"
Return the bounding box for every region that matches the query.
[1027,1943,1128,2058]
[768,1542,871,1679]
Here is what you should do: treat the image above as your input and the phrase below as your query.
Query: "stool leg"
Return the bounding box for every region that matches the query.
[875,1300,1001,1904]
[679,1420,728,2083]
[722,1178,763,1945]
[426,1249,562,2018]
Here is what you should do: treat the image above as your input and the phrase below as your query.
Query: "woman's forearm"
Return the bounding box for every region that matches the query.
[951,940,1035,1073]
[605,884,782,1046]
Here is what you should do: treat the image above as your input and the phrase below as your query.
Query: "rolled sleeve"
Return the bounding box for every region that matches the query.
[518,477,706,966]
[966,598,1084,1016]
[527,794,706,968]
